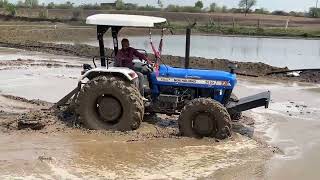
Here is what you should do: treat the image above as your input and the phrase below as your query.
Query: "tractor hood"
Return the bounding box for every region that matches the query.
[156,65,237,88]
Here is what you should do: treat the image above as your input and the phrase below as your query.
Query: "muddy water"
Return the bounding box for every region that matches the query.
[0,67,80,102]
[0,48,85,102]
[0,47,320,179]
[235,78,320,179]
[0,132,266,179]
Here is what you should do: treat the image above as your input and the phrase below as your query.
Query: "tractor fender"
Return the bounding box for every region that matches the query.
[80,67,138,81]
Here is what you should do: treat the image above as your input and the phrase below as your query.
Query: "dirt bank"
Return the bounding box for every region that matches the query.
[1,40,319,83]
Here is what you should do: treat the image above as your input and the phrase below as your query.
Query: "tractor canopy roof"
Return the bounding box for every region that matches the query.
[86,14,167,28]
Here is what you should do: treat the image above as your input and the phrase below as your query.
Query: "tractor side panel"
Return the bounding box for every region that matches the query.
[149,65,237,103]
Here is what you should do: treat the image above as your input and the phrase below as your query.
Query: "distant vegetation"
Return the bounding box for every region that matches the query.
[0,0,319,38]
[5,3,16,16]
[0,0,16,16]
[0,0,319,19]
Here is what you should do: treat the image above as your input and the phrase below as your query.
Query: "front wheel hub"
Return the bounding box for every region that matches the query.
[193,113,215,136]
[97,96,122,123]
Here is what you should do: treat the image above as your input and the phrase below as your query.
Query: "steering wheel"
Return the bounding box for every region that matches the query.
[142,62,154,73]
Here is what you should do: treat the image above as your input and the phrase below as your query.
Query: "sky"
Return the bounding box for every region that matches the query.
[8,0,319,12]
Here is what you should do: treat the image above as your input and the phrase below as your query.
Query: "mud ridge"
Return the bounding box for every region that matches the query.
[0,59,82,70]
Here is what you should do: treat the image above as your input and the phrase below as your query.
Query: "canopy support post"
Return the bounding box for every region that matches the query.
[111,26,122,57]
[185,27,191,69]
[185,22,196,69]
[97,25,109,67]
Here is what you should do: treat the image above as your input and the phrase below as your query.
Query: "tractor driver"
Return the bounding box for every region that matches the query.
[115,38,152,96]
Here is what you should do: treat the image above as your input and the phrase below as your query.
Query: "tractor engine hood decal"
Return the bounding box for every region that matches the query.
[156,76,231,86]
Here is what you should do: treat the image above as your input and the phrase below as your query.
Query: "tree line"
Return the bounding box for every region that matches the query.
[0,0,320,18]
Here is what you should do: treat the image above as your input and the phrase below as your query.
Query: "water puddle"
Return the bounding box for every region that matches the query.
[0,132,263,179]
[0,66,79,102]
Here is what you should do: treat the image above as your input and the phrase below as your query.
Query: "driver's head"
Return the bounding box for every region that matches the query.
[121,38,130,50]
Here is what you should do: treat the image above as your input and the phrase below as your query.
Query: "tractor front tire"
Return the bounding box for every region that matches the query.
[76,76,144,131]
[178,98,232,139]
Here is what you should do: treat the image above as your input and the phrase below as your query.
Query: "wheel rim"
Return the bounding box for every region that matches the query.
[192,112,215,136]
[96,96,123,123]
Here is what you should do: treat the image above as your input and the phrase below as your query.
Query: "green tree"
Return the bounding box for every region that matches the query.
[115,0,125,10]
[5,3,16,16]
[238,0,257,16]
[209,3,217,12]
[47,2,55,9]
[195,0,204,9]
[25,0,38,8]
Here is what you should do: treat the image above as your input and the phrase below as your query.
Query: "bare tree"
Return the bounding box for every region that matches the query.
[239,0,257,16]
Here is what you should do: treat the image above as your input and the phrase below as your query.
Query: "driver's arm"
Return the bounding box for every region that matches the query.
[132,48,152,64]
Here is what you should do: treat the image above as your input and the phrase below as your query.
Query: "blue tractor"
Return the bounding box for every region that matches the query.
[57,14,270,139]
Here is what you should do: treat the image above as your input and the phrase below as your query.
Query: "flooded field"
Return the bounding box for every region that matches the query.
[0,47,320,179]
[60,35,320,69]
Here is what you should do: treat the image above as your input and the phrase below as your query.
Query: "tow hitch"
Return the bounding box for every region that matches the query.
[226,91,271,112]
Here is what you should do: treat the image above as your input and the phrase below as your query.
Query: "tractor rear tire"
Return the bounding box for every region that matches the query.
[76,76,144,131]
[178,98,232,139]
[228,93,242,121]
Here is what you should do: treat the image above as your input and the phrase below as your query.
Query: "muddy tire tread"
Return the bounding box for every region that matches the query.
[178,98,232,139]
[76,76,144,131]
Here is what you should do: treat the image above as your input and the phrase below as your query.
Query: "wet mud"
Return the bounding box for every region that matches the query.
[0,93,271,144]
[0,91,277,179]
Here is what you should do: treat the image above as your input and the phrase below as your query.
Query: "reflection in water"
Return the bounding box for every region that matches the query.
[80,35,320,69]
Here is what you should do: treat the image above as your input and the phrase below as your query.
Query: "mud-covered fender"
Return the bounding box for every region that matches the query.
[80,67,138,81]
